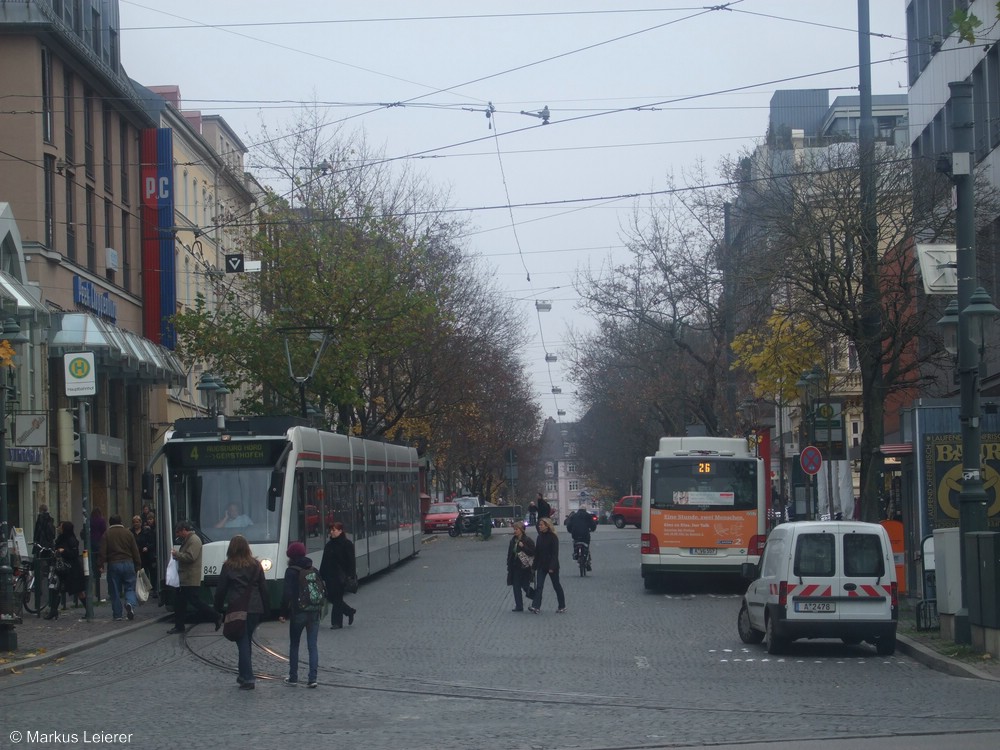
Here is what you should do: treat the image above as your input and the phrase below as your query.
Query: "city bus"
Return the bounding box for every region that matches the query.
[640,436,766,589]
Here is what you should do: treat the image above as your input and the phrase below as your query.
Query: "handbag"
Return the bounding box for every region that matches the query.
[516,551,533,569]
[222,566,259,642]
[165,557,180,588]
[135,569,151,603]
[53,557,70,574]
[344,574,359,594]
[223,610,247,642]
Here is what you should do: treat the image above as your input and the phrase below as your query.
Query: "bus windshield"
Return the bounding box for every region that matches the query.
[649,456,758,511]
[169,466,282,544]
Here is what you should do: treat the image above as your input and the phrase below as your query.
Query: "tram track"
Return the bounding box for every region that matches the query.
[178,633,1000,729]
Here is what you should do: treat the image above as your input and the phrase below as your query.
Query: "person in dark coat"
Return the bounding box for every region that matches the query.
[214,535,269,690]
[535,492,552,527]
[529,517,566,614]
[506,521,536,612]
[89,507,107,601]
[45,521,87,619]
[319,522,357,629]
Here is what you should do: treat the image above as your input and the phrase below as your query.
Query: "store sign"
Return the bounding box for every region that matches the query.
[922,433,1000,529]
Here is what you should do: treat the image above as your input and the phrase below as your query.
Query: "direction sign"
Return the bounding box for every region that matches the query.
[800,445,823,476]
[225,253,244,273]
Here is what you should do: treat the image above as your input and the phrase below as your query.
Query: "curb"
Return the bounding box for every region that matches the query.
[896,633,1000,681]
[1,614,172,675]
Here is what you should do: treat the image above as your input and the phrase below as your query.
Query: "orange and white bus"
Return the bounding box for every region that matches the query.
[640,436,766,589]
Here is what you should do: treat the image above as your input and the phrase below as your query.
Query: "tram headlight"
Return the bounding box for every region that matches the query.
[260,558,273,572]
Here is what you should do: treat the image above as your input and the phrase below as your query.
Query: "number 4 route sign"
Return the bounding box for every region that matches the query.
[800,445,823,476]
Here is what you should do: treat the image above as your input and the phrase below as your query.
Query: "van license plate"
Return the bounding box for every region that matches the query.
[795,601,836,613]
[689,548,717,555]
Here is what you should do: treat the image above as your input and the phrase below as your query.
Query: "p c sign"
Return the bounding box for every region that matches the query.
[144,176,170,202]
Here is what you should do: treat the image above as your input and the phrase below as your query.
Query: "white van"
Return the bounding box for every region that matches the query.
[738,521,898,655]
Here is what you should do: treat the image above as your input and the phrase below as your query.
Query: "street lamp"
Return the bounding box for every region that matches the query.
[196,373,228,415]
[936,286,999,644]
[0,317,28,650]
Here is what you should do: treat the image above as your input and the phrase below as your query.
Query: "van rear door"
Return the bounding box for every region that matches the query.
[788,529,838,622]
[838,526,894,624]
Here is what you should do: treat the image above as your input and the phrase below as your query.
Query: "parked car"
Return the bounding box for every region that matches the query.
[454,496,482,519]
[610,495,642,528]
[738,521,898,656]
[423,502,460,533]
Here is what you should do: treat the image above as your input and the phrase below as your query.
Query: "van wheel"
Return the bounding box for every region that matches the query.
[765,615,787,655]
[613,517,625,529]
[875,636,896,656]
[643,574,660,591]
[738,602,764,644]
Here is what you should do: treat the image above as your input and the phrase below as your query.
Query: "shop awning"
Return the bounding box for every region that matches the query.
[879,443,912,456]
[47,312,185,386]
[0,270,49,319]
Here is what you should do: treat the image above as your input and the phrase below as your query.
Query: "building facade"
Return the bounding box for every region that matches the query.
[0,2,209,536]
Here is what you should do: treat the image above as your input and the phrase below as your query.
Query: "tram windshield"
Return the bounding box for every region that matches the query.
[169,466,282,544]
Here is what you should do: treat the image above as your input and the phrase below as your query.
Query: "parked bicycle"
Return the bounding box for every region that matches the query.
[13,546,59,615]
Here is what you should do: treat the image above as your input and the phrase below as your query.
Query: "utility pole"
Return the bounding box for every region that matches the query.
[950,80,989,645]
[857,0,883,523]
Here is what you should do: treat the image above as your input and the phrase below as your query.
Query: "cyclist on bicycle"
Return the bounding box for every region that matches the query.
[567,507,597,570]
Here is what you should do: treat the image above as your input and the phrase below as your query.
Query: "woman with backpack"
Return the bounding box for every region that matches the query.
[279,541,321,688]
[319,522,357,629]
[213,535,268,690]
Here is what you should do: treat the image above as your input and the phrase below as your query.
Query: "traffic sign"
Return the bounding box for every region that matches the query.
[225,253,244,273]
[64,352,96,397]
[800,445,823,476]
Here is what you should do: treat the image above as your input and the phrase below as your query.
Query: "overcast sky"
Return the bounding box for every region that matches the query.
[118,1,909,422]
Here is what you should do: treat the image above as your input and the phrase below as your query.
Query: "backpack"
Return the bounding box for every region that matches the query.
[295,565,326,612]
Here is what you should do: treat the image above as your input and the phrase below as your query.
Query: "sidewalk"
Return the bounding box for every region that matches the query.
[0,596,169,675]
[896,596,1000,681]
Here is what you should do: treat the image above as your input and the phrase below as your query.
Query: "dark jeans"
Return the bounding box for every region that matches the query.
[174,585,217,630]
[328,583,356,627]
[288,611,320,683]
[531,569,565,611]
[237,613,261,684]
[510,568,532,610]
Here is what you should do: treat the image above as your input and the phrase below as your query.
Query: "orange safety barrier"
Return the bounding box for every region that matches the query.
[879,519,906,595]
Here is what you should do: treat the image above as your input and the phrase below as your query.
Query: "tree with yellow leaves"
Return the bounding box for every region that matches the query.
[0,339,15,369]
[730,312,823,404]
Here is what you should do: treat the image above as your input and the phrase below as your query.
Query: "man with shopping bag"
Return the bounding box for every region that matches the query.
[167,521,222,635]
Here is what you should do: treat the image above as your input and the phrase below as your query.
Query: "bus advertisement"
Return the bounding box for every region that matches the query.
[640,436,766,589]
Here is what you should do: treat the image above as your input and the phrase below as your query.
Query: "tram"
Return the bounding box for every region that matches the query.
[144,415,422,608]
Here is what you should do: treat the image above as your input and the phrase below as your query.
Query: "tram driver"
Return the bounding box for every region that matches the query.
[215,502,253,529]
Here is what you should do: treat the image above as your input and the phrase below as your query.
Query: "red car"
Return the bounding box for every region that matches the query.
[423,502,460,533]
[611,495,642,528]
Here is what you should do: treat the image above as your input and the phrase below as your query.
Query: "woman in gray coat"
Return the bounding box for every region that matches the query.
[214,535,269,690]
